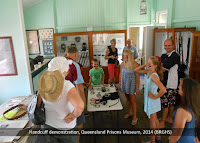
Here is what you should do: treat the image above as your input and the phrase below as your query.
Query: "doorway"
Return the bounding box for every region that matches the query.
[128,26,145,65]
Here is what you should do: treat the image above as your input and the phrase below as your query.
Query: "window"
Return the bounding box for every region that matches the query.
[156,9,168,27]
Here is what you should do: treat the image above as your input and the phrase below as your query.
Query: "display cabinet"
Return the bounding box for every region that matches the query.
[54,32,90,67]
[190,31,200,82]
[153,27,196,76]
[53,30,127,83]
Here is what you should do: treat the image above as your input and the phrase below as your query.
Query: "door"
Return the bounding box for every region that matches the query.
[144,26,164,64]
[129,27,139,48]
[189,31,200,82]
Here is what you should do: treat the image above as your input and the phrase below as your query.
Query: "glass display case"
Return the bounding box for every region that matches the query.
[153,27,196,76]
[189,31,200,82]
[53,30,127,83]
[54,34,90,68]
[92,33,125,66]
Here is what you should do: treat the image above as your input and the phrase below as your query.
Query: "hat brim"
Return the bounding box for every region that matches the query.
[38,70,64,102]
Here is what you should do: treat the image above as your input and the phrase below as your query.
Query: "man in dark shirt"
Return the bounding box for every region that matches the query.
[160,39,180,128]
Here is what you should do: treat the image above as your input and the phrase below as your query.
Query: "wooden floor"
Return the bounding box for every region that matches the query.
[80,85,172,143]
[26,82,172,143]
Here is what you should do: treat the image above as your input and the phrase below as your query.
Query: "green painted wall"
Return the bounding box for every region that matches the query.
[156,0,173,28]
[24,0,54,30]
[24,0,154,33]
[32,68,47,93]
[127,0,151,26]
[172,0,200,31]
[0,0,32,105]
[156,0,200,30]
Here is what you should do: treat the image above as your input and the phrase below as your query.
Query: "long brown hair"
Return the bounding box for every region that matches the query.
[149,56,163,81]
[180,78,200,118]
[181,78,200,139]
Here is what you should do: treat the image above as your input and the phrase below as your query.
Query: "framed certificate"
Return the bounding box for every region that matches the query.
[0,37,17,76]
[26,31,40,54]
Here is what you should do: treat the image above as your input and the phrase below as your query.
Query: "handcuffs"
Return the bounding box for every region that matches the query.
[90,98,100,108]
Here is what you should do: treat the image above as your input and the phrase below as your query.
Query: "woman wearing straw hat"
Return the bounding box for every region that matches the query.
[38,57,84,143]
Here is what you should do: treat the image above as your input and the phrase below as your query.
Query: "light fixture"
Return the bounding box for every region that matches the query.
[140,0,147,15]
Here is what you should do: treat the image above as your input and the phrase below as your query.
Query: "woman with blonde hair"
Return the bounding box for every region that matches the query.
[134,56,166,143]
[119,49,140,125]
[105,39,118,84]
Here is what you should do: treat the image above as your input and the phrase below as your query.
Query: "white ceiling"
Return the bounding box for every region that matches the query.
[22,0,44,9]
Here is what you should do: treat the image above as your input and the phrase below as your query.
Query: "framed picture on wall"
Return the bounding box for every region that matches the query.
[26,31,40,54]
[38,28,54,39]
[42,40,54,55]
[0,37,17,76]
[54,34,90,68]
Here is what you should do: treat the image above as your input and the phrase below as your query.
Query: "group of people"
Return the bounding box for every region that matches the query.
[37,46,86,143]
[117,39,200,143]
[37,38,200,143]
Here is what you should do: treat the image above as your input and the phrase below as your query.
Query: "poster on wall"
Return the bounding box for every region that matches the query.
[140,0,147,15]
[0,37,17,76]
[26,31,40,54]
[42,40,54,55]
[38,29,53,39]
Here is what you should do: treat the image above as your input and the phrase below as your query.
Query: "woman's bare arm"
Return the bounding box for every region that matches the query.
[133,62,140,94]
[64,87,84,123]
[149,74,166,99]
[37,93,42,107]
[169,108,191,143]
[119,62,123,88]
[134,64,149,74]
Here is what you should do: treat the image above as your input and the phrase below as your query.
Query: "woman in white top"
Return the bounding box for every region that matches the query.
[38,57,84,143]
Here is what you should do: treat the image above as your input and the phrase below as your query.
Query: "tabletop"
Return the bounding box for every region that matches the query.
[0,95,34,143]
[87,84,123,112]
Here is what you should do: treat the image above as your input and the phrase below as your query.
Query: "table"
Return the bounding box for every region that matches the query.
[87,84,123,143]
[87,84,123,112]
[0,95,34,143]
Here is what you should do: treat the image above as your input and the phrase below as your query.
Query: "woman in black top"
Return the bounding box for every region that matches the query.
[105,39,118,84]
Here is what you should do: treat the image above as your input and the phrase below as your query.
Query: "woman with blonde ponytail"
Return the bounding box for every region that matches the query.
[134,56,166,143]
[119,50,140,125]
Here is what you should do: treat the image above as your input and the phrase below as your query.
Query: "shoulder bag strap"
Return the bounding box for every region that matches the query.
[3,104,27,120]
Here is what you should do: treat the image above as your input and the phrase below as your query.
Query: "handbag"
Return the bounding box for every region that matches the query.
[27,92,45,125]
[115,59,119,67]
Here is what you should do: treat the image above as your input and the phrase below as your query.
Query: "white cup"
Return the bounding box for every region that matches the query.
[38,62,42,67]
[34,65,38,70]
